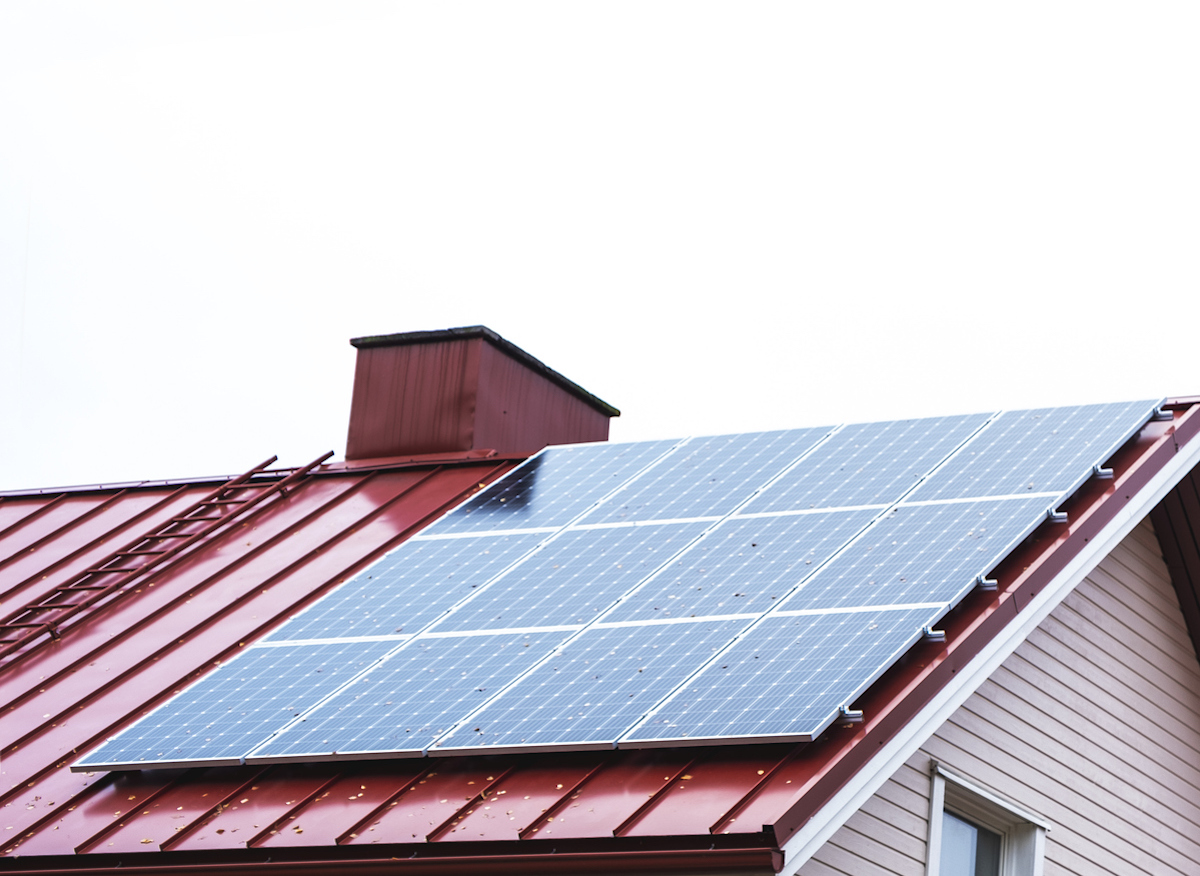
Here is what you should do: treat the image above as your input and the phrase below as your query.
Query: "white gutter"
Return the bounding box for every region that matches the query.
[778,427,1200,874]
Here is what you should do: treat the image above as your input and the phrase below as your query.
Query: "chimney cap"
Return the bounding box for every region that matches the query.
[350,325,620,418]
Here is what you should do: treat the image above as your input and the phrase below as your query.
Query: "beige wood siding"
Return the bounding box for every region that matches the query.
[798,518,1200,876]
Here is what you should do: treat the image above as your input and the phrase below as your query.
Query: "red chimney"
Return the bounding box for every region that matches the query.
[345,326,619,460]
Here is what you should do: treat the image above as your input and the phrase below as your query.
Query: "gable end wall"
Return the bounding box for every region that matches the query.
[798,518,1200,876]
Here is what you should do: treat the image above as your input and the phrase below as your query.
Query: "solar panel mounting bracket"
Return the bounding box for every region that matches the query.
[922,626,946,642]
[1092,464,1114,479]
[976,575,998,592]
[1046,508,1068,524]
[837,705,863,724]
[1153,406,1173,421]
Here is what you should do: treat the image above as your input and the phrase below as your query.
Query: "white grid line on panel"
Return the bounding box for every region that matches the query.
[242,436,698,762]
[897,492,1060,507]
[591,613,761,629]
[413,527,560,540]
[733,504,890,520]
[421,425,850,754]
[614,413,1001,746]
[255,634,411,648]
[568,516,723,530]
[773,602,946,617]
[420,624,584,639]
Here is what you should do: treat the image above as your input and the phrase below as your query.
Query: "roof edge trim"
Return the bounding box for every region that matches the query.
[776,407,1200,874]
[350,326,620,418]
[0,844,782,875]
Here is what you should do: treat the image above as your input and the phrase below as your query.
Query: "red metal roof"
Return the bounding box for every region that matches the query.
[2,402,1199,874]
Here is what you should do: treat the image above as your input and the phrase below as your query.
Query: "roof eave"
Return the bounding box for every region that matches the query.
[0,842,783,876]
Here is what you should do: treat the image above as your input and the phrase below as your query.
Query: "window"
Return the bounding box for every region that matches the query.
[926,763,1049,876]
[941,811,1001,875]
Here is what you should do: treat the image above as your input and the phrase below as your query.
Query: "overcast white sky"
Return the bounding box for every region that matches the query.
[1,2,1197,492]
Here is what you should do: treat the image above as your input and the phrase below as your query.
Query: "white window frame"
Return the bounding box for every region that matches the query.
[926,763,1050,876]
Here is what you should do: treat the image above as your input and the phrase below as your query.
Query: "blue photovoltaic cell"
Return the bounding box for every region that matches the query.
[908,400,1158,502]
[430,522,708,632]
[582,428,831,524]
[265,531,548,642]
[623,607,936,744]
[602,510,878,623]
[741,414,992,513]
[433,618,751,752]
[75,401,1161,771]
[426,439,679,534]
[77,640,397,769]
[778,497,1054,612]
[249,631,565,760]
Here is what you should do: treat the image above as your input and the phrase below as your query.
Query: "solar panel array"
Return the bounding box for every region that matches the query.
[77,400,1160,770]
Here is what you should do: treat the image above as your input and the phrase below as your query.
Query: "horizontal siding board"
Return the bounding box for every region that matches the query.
[923,730,1163,876]
[1036,607,1200,725]
[1064,584,1199,682]
[803,520,1200,876]
[1042,840,1156,876]
[985,658,1200,800]
[931,699,1200,872]
[953,692,1200,854]
[855,791,927,845]
[801,834,922,876]
[927,522,1200,876]
[794,858,842,876]
[798,754,931,876]
[832,807,925,864]
[1019,630,1200,759]
[1084,550,1191,638]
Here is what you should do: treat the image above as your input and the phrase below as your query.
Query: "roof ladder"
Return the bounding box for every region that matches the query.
[0,451,334,664]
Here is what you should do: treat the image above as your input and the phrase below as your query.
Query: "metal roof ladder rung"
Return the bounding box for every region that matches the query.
[0,451,333,667]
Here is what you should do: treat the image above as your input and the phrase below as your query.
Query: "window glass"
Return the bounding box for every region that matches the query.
[940,812,1001,876]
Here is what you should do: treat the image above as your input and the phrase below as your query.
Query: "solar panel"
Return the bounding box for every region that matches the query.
[75,400,1162,771]
[622,606,939,745]
[431,618,752,753]
[741,414,991,513]
[429,522,708,633]
[908,400,1159,502]
[75,639,398,770]
[582,428,831,524]
[427,439,679,534]
[248,631,566,762]
[602,510,878,623]
[265,531,548,642]
[777,497,1056,612]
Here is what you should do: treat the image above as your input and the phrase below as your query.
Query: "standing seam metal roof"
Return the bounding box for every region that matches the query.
[0,402,1198,873]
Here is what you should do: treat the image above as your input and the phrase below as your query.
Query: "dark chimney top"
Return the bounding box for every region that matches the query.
[345,326,619,460]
